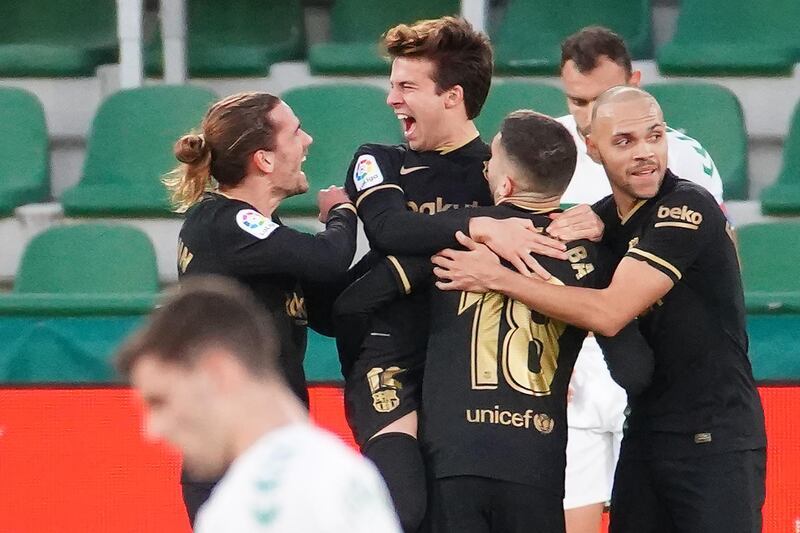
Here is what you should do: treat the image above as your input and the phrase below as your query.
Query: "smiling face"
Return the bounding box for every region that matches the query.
[386,57,455,151]
[261,101,313,197]
[587,94,668,205]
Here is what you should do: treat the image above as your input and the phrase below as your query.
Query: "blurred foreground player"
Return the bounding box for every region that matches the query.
[433,87,766,533]
[117,277,401,533]
[164,91,358,524]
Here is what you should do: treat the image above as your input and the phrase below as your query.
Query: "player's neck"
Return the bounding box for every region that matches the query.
[218,179,283,217]
[434,120,479,154]
[497,193,561,211]
[230,382,308,459]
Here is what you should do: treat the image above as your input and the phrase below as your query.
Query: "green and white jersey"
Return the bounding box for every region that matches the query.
[195,423,401,533]
[557,114,724,206]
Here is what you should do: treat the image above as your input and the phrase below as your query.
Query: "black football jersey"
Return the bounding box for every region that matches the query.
[418,205,647,492]
[338,138,492,371]
[177,192,357,403]
[594,171,767,458]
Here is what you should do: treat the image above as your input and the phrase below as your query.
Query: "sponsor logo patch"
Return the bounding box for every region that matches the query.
[353,155,384,191]
[656,205,703,229]
[236,209,279,239]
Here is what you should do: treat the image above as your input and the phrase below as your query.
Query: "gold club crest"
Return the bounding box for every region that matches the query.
[366,366,404,413]
[534,413,554,434]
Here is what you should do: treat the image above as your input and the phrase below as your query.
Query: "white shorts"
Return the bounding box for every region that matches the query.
[563,336,627,510]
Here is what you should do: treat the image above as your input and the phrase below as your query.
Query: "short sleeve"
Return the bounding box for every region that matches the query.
[625,187,720,283]
[344,144,405,210]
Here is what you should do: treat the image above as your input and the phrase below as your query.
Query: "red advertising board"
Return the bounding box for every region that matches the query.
[0,386,797,532]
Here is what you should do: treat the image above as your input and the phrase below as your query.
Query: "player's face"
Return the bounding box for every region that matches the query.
[266,101,313,197]
[561,57,635,138]
[588,98,668,203]
[485,133,513,201]
[131,354,231,479]
[387,57,451,151]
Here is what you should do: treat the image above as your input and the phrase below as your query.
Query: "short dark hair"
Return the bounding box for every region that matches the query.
[560,26,632,77]
[116,276,280,379]
[384,16,493,119]
[500,110,577,196]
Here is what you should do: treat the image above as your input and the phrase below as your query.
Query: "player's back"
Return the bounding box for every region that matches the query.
[421,203,611,494]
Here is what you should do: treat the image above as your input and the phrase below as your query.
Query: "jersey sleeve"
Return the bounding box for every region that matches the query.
[625,187,718,284]
[667,130,724,205]
[595,321,654,397]
[213,202,358,283]
[344,144,473,255]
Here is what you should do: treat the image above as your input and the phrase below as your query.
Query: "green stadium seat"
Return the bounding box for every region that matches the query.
[305,330,343,382]
[60,85,217,217]
[0,88,49,216]
[308,0,460,75]
[493,0,652,75]
[747,315,800,381]
[761,101,800,215]
[657,0,800,76]
[0,316,145,383]
[146,0,305,77]
[0,0,117,77]
[475,81,567,138]
[279,84,402,214]
[0,223,159,383]
[738,222,800,314]
[645,83,748,200]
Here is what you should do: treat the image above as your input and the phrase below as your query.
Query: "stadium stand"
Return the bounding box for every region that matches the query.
[0,0,118,77]
[645,82,749,200]
[279,84,402,213]
[475,81,568,140]
[0,88,49,216]
[0,224,159,382]
[146,0,305,77]
[492,0,652,75]
[657,0,800,76]
[761,100,800,215]
[308,0,460,75]
[60,85,217,217]
[739,222,800,381]
[739,222,800,314]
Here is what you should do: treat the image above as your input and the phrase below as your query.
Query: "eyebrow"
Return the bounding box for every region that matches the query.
[611,123,664,136]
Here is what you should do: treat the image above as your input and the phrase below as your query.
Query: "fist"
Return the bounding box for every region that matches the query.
[318,186,351,223]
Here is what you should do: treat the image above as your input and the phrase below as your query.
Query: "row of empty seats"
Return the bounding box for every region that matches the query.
[0,220,798,383]
[2,82,799,216]
[3,0,800,78]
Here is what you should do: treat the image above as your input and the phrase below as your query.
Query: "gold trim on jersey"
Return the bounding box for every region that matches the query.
[654,221,699,230]
[436,132,480,155]
[333,203,357,215]
[387,256,412,295]
[628,248,682,280]
[497,197,561,214]
[618,199,648,225]
[355,184,405,208]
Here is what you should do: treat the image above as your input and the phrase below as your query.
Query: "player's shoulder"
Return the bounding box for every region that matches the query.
[353,142,406,161]
[194,194,281,241]
[652,174,724,229]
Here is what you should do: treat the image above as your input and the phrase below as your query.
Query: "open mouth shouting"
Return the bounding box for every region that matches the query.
[397,113,417,140]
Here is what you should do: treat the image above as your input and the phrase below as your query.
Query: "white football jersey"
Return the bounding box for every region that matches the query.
[556,113,725,429]
[195,423,401,533]
[557,114,724,206]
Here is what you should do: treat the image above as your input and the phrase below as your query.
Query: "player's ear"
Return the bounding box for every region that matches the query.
[444,85,464,110]
[585,134,602,165]
[629,70,642,87]
[501,175,515,197]
[253,149,274,175]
